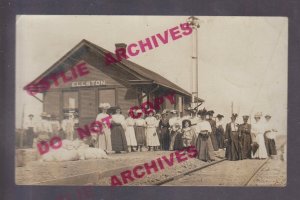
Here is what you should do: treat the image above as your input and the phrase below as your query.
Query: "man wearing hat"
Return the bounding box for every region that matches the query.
[207,110,219,151]
[61,113,75,141]
[49,114,61,139]
[239,115,252,159]
[23,114,36,148]
[215,114,225,149]
[34,112,51,149]
[225,113,243,161]
[264,114,277,157]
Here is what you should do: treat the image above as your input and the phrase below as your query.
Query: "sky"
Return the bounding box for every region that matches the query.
[16,15,288,132]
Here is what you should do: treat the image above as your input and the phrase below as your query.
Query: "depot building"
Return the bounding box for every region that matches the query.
[24,39,204,126]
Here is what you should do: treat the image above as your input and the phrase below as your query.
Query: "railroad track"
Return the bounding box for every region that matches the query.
[243,142,286,186]
[243,158,270,186]
[157,142,285,186]
[154,158,227,186]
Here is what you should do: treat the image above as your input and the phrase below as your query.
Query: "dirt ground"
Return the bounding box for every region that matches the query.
[16,150,173,184]
[96,149,225,186]
[164,136,287,187]
[16,135,286,186]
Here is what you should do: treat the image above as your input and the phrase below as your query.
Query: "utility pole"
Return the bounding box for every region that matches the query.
[187,16,200,109]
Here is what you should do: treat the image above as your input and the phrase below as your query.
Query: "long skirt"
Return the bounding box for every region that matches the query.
[26,128,34,148]
[33,131,50,150]
[216,128,225,149]
[160,127,170,150]
[125,126,137,146]
[210,132,219,151]
[146,127,160,146]
[58,129,66,140]
[169,131,177,150]
[135,126,146,146]
[195,133,215,161]
[242,133,252,159]
[66,130,74,140]
[98,127,112,151]
[226,131,243,161]
[183,138,193,148]
[111,124,128,152]
[265,138,277,156]
[174,132,184,150]
[253,133,268,159]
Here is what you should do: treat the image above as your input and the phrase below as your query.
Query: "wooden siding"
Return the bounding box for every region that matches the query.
[79,89,97,126]
[44,92,61,117]
[99,89,116,107]
[117,87,137,117]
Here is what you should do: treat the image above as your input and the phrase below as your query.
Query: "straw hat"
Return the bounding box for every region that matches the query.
[147,109,156,115]
[170,110,177,114]
[40,112,48,117]
[136,109,143,114]
[162,109,169,115]
[99,103,111,109]
[254,112,262,118]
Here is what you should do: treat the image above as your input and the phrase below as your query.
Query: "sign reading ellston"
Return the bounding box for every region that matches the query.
[71,80,106,87]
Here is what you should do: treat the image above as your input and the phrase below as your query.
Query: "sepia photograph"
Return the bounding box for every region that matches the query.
[15,15,287,187]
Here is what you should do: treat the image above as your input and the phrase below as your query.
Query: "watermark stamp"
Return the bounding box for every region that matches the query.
[25,62,90,96]
[129,92,176,119]
[36,92,176,155]
[110,145,198,186]
[104,22,193,65]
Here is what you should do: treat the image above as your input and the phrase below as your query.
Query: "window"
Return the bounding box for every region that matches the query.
[99,89,116,106]
[178,96,183,113]
[63,91,78,111]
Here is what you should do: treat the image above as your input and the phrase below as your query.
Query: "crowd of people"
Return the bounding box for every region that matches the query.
[22,103,279,162]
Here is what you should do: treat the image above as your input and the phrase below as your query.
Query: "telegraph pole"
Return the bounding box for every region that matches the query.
[187,16,200,109]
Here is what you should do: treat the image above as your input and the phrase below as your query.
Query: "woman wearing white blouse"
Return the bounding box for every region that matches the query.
[252,113,268,159]
[95,103,112,152]
[110,106,128,153]
[145,110,160,151]
[125,111,138,152]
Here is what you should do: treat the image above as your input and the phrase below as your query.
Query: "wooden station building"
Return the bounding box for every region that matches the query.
[24,39,204,126]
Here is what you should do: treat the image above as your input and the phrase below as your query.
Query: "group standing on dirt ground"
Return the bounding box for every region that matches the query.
[22,103,278,162]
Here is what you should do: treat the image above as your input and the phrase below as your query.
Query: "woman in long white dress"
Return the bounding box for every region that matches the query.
[95,103,112,152]
[145,110,160,151]
[125,111,138,152]
[251,112,268,159]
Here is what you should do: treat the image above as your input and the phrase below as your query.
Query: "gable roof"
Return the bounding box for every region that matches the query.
[24,39,204,102]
